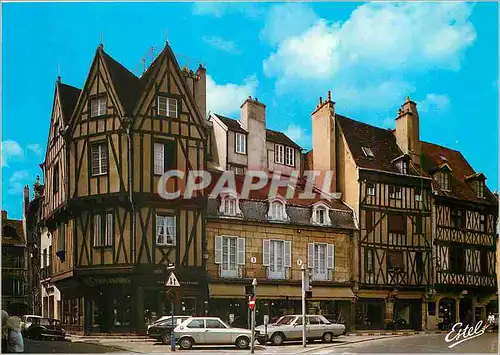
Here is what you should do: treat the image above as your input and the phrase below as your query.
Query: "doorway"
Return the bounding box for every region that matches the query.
[459,297,473,325]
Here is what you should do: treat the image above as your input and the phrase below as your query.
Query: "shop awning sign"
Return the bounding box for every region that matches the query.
[165,272,180,287]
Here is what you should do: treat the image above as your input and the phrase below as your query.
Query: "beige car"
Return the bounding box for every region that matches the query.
[256,314,345,345]
[173,317,253,350]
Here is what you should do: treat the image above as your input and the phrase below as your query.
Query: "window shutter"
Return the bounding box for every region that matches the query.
[106,213,113,246]
[263,240,270,266]
[94,215,101,246]
[308,243,314,269]
[284,241,291,268]
[237,238,245,265]
[165,140,176,171]
[215,236,222,264]
[327,244,334,270]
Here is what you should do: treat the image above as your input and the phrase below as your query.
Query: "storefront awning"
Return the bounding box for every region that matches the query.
[310,287,355,300]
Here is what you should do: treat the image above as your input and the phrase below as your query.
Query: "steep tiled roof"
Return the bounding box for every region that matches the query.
[57,82,81,124]
[421,141,497,205]
[213,114,247,133]
[100,49,140,116]
[336,114,420,176]
[266,129,301,149]
[2,214,25,246]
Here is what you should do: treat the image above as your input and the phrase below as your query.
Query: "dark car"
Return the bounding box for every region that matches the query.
[25,317,66,340]
[147,316,189,344]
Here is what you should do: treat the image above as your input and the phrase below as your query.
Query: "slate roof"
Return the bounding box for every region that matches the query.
[211,113,301,149]
[336,114,420,176]
[57,82,81,124]
[2,213,25,246]
[421,141,497,206]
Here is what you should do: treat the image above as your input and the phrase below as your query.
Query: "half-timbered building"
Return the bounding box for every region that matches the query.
[40,42,208,334]
[421,142,498,328]
[307,95,433,330]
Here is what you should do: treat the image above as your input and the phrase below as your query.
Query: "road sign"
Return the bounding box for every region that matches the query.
[248,297,256,310]
[166,289,179,303]
[165,272,180,287]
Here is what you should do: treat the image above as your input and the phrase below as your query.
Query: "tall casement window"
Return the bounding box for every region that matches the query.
[449,246,466,273]
[235,133,246,154]
[389,186,402,199]
[263,239,291,279]
[53,162,59,194]
[308,243,334,281]
[367,183,375,196]
[157,96,178,118]
[437,171,450,191]
[387,250,404,272]
[93,212,113,247]
[214,236,245,278]
[220,196,238,216]
[285,147,295,166]
[156,215,176,246]
[90,142,108,176]
[450,209,466,229]
[153,140,176,175]
[475,180,485,198]
[388,214,405,234]
[57,223,65,252]
[275,144,284,164]
[90,95,107,118]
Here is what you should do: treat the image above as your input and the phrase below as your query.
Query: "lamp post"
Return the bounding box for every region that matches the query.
[250,278,257,354]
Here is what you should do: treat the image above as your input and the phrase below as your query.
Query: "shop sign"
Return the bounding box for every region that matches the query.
[83,277,132,286]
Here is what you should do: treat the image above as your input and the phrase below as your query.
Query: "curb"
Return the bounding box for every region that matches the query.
[298,335,399,354]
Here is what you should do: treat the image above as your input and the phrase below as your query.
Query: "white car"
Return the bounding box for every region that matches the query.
[20,315,42,333]
[173,317,253,350]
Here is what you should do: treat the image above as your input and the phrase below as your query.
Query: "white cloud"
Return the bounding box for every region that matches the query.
[418,94,450,113]
[263,2,476,108]
[2,140,24,167]
[202,36,239,54]
[284,124,310,146]
[192,3,262,18]
[27,143,43,156]
[206,75,258,116]
[8,170,29,195]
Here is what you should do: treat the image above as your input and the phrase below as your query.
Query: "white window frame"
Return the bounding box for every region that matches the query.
[389,186,402,199]
[367,183,375,196]
[93,212,113,247]
[362,147,375,158]
[308,243,334,281]
[154,142,165,175]
[235,133,246,154]
[156,215,176,246]
[311,204,331,226]
[263,239,291,280]
[285,147,295,167]
[91,142,108,176]
[157,96,178,118]
[90,96,107,118]
[215,236,245,278]
[275,144,284,164]
[268,199,288,221]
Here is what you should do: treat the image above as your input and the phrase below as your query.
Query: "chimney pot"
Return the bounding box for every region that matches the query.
[328,91,331,101]
[319,97,323,105]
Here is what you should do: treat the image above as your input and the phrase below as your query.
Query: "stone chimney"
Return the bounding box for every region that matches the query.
[241,96,266,170]
[2,210,7,220]
[311,91,336,192]
[195,64,207,119]
[395,96,421,166]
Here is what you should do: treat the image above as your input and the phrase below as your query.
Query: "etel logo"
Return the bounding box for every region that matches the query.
[445,320,489,348]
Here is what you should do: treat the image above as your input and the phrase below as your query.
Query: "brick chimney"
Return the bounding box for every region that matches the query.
[241,96,266,170]
[2,210,7,220]
[311,91,336,193]
[395,96,421,166]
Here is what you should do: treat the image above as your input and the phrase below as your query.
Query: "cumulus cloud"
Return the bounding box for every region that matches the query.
[8,170,30,195]
[206,75,259,116]
[202,36,239,54]
[263,2,476,108]
[2,140,24,167]
[418,94,450,113]
[284,124,310,147]
[27,143,43,156]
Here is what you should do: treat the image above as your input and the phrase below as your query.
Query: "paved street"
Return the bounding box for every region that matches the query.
[24,339,121,353]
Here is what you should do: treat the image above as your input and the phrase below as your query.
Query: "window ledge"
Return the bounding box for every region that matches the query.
[91,173,108,178]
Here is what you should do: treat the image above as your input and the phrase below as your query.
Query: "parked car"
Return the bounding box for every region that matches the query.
[20,315,42,333]
[24,318,66,340]
[147,316,190,344]
[173,317,253,350]
[256,314,345,346]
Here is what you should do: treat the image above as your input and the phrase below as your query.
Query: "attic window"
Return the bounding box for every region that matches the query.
[158,96,178,118]
[90,96,107,118]
[311,205,331,226]
[437,171,450,191]
[362,147,375,158]
[475,180,485,199]
[396,160,409,175]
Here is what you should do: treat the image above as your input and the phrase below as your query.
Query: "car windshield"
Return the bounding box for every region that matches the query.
[34,318,60,326]
[275,316,296,325]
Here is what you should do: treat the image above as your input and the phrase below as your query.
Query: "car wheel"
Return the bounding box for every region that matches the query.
[322,332,333,343]
[179,337,193,350]
[160,333,170,345]
[271,333,284,346]
[236,336,250,349]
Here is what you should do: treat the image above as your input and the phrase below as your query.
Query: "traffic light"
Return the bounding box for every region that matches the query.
[304,269,313,291]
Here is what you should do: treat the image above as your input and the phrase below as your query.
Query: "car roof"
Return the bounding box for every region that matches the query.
[24,315,42,318]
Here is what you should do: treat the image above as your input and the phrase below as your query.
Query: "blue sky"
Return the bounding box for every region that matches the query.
[2,2,498,219]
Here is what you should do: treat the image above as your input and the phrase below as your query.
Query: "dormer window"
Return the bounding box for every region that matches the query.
[219,190,242,217]
[396,160,409,174]
[157,96,178,118]
[311,203,332,226]
[90,95,107,118]
[437,171,450,191]
[362,147,375,158]
[268,199,288,221]
[475,180,485,198]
